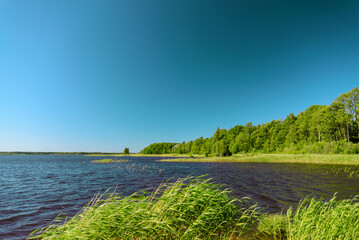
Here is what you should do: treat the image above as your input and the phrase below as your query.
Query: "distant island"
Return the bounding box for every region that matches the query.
[142,87,359,156]
[0,152,121,155]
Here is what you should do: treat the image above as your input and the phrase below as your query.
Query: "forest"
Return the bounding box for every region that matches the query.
[141,87,359,156]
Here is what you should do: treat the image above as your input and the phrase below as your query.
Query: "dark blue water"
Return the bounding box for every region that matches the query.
[0,155,358,240]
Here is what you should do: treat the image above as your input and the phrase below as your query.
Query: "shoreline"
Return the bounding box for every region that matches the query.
[0,151,121,155]
[158,153,359,165]
[2,152,359,165]
[28,176,359,239]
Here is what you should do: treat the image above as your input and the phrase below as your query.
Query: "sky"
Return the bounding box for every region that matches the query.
[1,0,358,152]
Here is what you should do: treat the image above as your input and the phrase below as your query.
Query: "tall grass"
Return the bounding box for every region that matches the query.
[28,176,259,240]
[256,196,359,240]
[28,177,359,240]
[286,195,359,240]
[91,159,129,163]
[160,154,359,165]
[325,166,359,178]
[256,213,288,239]
[117,162,164,173]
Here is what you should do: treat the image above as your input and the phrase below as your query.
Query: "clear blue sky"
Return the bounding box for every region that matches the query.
[1,0,358,152]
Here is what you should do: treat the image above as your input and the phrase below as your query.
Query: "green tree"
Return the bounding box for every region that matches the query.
[141,143,177,154]
[123,147,130,155]
[234,131,251,152]
[345,87,359,142]
[332,89,357,144]
[141,87,359,155]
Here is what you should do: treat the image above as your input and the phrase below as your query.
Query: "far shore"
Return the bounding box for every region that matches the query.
[2,152,359,165]
[158,153,359,165]
[87,153,359,165]
[0,151,121,155]
[85,153,202,157]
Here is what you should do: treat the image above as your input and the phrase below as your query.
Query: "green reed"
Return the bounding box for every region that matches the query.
[28,176,259,240]
[256,213,288,239]
[160,154,359,165]
[91,159,130,163]
[28,177,359,240]
[117,163,164,173]
[286,195,359,240]
[331,166,359,178]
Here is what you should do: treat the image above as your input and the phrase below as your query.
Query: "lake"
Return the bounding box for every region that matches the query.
[0,155,358,240]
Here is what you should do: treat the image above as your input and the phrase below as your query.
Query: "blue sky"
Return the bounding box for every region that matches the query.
[1,0,358,152]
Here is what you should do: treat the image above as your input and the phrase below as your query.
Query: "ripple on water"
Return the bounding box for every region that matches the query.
[0,155,358,240]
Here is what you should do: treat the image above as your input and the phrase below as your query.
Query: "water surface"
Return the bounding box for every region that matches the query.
[0,155,358,240]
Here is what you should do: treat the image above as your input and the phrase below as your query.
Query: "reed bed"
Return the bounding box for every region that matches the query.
[86,153,204,157]
[28,177,359,240]
[117,163,164,173]
[91,159,129,163]
[325,166,359,178]
[286,195,359,240]
[28,176,259,240]
[160,154,359,165]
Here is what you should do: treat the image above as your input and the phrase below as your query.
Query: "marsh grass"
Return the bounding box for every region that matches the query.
[286,195,359,240]
[91,159,129,163]
[28,178,359,240]
[86,153,205,157]
[256,214,288,240]
[117,163,164,173]
[255,195,359,240]
[324,166,359,178]
[28,176,259,240]
[159,154,359,165]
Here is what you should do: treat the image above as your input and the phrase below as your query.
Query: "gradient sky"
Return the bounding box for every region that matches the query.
[1,0,358,152]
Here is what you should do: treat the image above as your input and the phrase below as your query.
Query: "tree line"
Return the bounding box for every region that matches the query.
[141,87,359,155]
[141,143,178,154]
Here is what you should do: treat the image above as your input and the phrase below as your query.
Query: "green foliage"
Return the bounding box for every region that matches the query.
[160,154,359,164]
[141,142,178,154]
[91,158,115,163]
[142,87,359,156]
[255,195,359,240]
[28,177,259,239]
[257,214,288,239]
[91,159,129,163]
[123,147,130,155]
[0,152,121,155]
[324,166,359,178]
[286,195,359,240]
[28,178,359,240]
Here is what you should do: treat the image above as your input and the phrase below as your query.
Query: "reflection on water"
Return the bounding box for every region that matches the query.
[0,155,358,240]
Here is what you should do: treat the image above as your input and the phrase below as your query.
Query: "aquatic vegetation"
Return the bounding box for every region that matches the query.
[28,176,259,239]
[327,166,359,178]
[28,176,359,239]
[117,159,130,163]
[117,163,164,173]
[286,195,359,240]
[160,153,359,165]
[254,195,359,240]
[91,159,129,163]
[257,213,288,239]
